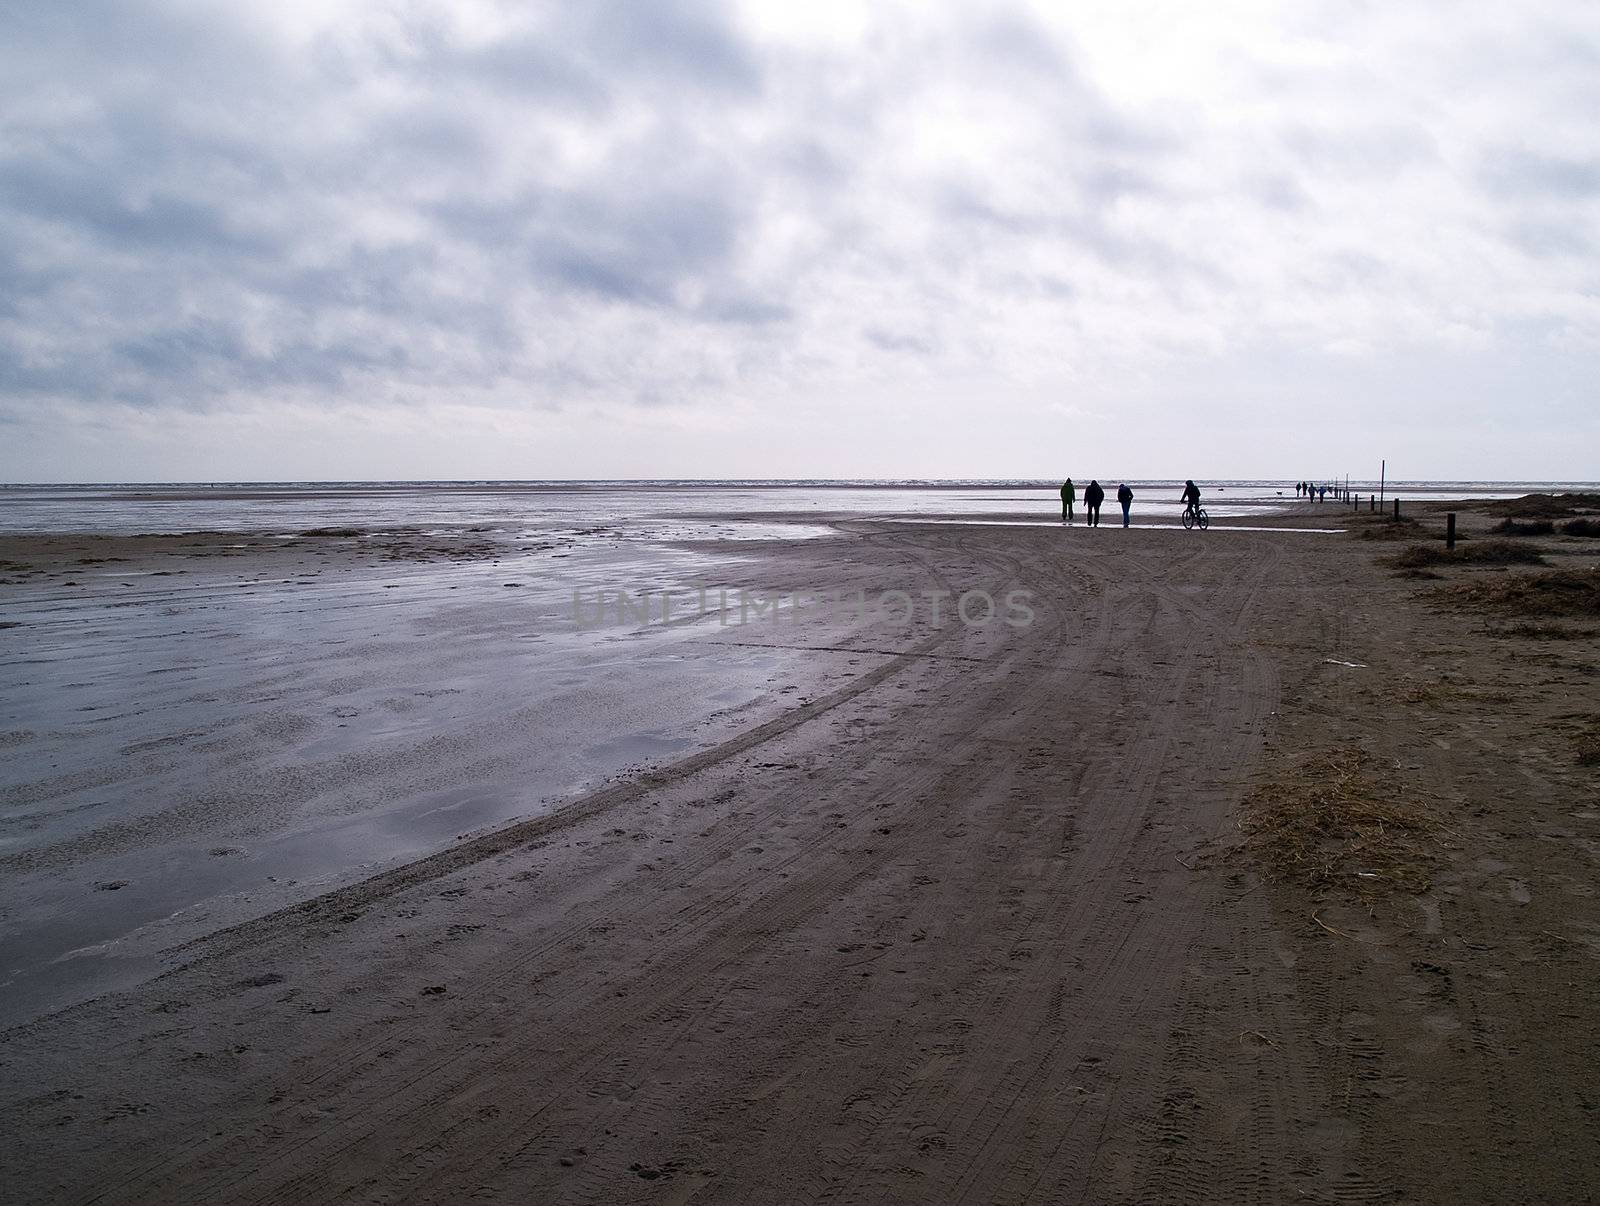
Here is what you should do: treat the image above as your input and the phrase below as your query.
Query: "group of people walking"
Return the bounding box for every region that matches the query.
[1059,479,1116,525]
[1059,479,1203,528]
[1297,481,1328,502]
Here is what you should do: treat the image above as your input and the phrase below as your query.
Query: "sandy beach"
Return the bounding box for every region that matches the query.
[3,493,1599,1203]
[10,1,1600,1198]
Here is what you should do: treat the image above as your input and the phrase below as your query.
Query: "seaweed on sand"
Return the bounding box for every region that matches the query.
[1350,513,1427,542]
[1430,568,1600,618]
[1386,542,1545,570]
[1240,747,1442,897]
[1492,519,1555,536]
[1576,724,1600,767]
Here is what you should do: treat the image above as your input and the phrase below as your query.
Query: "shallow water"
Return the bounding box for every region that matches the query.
[0,531,827,1023]
[882,519,1348,533]
[2,478,1586,535]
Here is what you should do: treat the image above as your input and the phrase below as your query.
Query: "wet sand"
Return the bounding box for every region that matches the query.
[0,525,845,1021]
[3,504,1599,1202]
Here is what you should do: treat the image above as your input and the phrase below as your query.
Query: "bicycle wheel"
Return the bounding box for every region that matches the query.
[1197,509,1209,530]
[1182,508,1195,530]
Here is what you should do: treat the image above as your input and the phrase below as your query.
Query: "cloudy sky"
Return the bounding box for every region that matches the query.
[2,1,1597,482]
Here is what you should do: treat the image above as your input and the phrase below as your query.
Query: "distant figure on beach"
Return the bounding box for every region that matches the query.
[1318,485,1326,502]
[1060,478,1075,523]
[1084,479,1104,526]
[1296,481,1304,497]
[1181,479,1201,520]
[1117,483,1133,527]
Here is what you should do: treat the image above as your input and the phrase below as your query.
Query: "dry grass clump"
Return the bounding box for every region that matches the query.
[1240,747,1441,896]
[1390,680,1513,707]
[1487,492,1600,519]
[1432,568,1600,618]
[1349,513,1429,542]
[1387,541,1545,569]
[1491,622,1589,641]
[1357,524,1430,543]
[1561,518,1600,538]
[1575,723,1600,766]
[1493,518,1555,536]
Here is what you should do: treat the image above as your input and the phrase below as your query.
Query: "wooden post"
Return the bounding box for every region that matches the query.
[1446,512,1456,549]
[1393,498,1401,522]
[1368,495,1374,512]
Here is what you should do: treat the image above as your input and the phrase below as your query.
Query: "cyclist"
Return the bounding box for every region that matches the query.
[1180,479,1202,521]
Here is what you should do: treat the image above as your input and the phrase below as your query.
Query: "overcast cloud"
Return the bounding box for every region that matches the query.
[1,0,1597,480]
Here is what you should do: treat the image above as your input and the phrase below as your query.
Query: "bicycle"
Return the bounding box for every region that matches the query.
[1182,503,1209,530]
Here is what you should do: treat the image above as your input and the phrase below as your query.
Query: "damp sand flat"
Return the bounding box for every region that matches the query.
[3,507,1599,1203]
[0,525,854,1023]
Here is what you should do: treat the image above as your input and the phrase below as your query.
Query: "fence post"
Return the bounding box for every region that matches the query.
[1446,512,1456,549]
[1393,498,1401,522]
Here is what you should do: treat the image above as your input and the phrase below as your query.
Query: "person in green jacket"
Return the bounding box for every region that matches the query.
[1060,478,1075,523]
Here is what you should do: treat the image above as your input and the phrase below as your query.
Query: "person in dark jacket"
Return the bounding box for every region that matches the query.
[1181,479,1201,519]
[1117,482,1134,527]
[1084,479,1104,526]
[1060,478,1075,523]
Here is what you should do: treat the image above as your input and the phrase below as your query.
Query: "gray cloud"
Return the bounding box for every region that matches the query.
[1481,148,1600,199]
[863,327,938,355]
[529,184,744,304]
[0,157,273,255]
[0,1,1597,480]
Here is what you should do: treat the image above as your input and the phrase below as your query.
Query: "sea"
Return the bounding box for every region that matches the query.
[1,478,1592,535]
